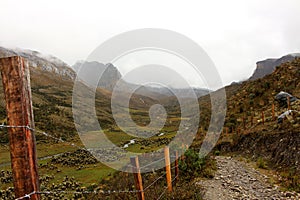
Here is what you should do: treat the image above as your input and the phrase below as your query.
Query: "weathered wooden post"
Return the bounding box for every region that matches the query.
[164,146,172,192]
[243,116,246,130]
[130,156,145,200]
[272,103,275,121]
[0,56,40,199]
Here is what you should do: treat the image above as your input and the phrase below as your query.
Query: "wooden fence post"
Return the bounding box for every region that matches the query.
[287,96,291,110]
[130,156,145,200]
[272,103,275,121]
[243,116,246,130]
[175,151,179,183]
[164,146,172,192]
[0,56,40,199]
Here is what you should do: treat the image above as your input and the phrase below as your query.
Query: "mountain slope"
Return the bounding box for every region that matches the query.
[0,50,166,143]
[72,60,210,99]
[0,47,76,79]
[72,61,122,91]
[228,58,300,115]
[212,58,300,192]
[249,53,300,81]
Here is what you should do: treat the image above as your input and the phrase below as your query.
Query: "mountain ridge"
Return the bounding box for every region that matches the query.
[0,46,76,79]
[249,53,300,81]
[72,60,211,98]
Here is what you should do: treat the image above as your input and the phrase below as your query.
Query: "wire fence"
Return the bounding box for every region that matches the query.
[13,168,178,200]
[0,114,262,200]
[28,165,176,199]
[0,124,182,200]
[2,102,287,200]
[157,173,179,200]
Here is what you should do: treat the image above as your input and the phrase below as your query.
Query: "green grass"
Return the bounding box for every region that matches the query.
[1,156,116,190]
[79,130,135,148]
[0,127,181,193]
[0,142,79,165]
[0,145,10,164]
[257,157,268,169]
[36,143,79,157]
[39,163,115,187]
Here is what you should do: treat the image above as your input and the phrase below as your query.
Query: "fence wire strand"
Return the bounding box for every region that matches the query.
[157,173,179,200]
[0,124,182,200]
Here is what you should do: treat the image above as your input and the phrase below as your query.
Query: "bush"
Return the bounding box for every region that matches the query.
[256,157,267,169]
[179,149,216,179]
[214,150,220,156]
[280,167,300,192]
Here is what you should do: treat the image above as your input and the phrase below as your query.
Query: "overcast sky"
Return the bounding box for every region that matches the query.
[0,0,299,87]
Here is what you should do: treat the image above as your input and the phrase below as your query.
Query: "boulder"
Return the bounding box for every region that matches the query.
[275,91,298,107]
[278,110,299,123]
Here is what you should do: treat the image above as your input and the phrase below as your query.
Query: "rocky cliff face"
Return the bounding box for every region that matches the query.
[0,47,76,79]
[249,53,300,81]
[72,61,122,91]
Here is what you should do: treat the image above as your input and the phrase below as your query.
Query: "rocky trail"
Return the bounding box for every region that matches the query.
[197,156,300,200]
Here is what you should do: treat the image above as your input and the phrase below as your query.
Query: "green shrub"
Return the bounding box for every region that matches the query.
[179,149,216,179]
[280,167,300,192]
[214,150,220,156]
[256,157,267,169]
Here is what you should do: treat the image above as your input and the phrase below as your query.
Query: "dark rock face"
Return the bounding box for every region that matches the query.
[249,53,300,81]
[223,131,300,173]
[72,61,122,91]
[275,91,298,107]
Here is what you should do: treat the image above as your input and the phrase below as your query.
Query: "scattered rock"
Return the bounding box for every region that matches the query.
[197,156,299,200]
[275,91,298,107]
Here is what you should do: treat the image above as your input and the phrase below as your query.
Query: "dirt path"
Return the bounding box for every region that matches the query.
[197,156,300,200]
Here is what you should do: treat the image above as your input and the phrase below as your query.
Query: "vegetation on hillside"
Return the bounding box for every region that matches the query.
[214,58,300,192]
[0,56,299,197]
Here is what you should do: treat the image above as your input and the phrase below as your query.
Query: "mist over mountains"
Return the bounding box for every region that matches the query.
[1,46,299,100]
[0,46,212,99]
[0,46,76,79]
[71,60,211,99]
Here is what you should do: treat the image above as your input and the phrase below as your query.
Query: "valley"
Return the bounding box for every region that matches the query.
[0,47,299,199]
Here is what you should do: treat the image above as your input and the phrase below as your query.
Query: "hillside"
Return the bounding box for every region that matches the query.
[225,57,300,125]
[0,47,76,79]
[213,58,300,192]
[0,48,299,197]
[0,48,166,143]
[249,53,300,81]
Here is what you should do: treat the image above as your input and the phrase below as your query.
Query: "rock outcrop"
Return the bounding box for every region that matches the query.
[249,53,300,81]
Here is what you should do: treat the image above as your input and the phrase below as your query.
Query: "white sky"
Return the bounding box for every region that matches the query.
[0,0,300,86]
